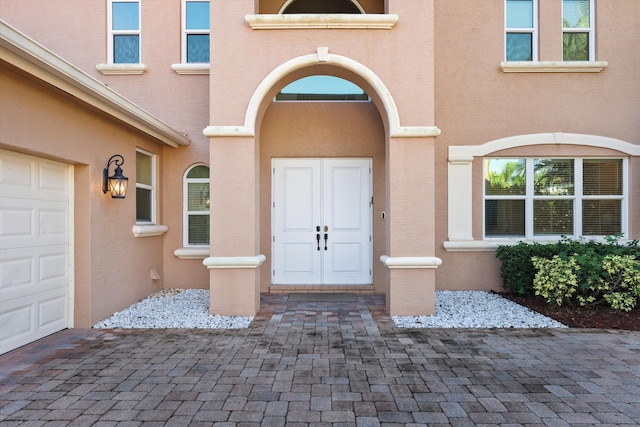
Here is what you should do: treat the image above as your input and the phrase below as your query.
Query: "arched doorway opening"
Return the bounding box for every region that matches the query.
[257,70,386,293]
[204,50,441,316]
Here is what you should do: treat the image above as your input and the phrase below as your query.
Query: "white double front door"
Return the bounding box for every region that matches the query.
[272,158,373,285]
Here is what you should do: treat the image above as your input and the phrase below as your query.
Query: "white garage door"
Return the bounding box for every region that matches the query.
[0,150,72,355]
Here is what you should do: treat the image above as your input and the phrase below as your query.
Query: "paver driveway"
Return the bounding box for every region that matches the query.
[1,293,639,426]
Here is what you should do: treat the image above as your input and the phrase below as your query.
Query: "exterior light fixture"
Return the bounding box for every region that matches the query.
[102,154,128,198]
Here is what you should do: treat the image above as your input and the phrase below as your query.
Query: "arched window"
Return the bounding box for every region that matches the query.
[282,0,362,14]
[184,164,210,246]
[276,75,368,101]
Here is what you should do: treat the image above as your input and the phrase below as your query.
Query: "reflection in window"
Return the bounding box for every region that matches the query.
[111,1,140,63]
[484,158,625,238]
[276,75,368,101]
[563,0,593,61]
[185,1,210,63]
[505,0,537,61]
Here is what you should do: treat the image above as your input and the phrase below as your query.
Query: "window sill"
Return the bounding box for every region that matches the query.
[443,238,633,252]
[245,14,398,30]
[96,63,147,75]
[171,63,210,75]
[132,224,168,238]
[174,247,210,259]
[500,61,608,73]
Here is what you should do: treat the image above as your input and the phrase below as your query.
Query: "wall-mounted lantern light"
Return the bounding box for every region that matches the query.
[102,154,128,198]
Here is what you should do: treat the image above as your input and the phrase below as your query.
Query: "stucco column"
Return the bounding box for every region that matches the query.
[383,135,441,316]
[203,134,264,316]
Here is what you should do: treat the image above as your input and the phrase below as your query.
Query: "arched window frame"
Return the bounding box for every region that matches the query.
[278,0,365,14]
[183,163,210,247]
[445,133,639,251]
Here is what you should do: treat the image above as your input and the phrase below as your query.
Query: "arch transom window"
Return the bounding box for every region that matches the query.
[282,0,363,14]
[276,75,368,101]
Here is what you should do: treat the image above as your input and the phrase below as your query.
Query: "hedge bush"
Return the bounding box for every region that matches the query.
[532,254,640,311]
[495,236,639,296]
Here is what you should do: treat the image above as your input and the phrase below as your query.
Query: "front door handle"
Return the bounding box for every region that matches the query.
[324,233,328,250]
[316,232,321,251]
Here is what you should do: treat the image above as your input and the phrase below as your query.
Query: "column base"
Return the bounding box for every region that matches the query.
[380,255,441,316]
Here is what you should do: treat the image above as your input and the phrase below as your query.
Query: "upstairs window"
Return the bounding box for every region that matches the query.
[183,0,210,63]
[563,0,594,61]
[276,75,368,101]
[136,150,155,223]
[484,158,625,239]
[109,0,140,64]
[505,0,537,61]
[184,165,210,246]
[282,0,363,14]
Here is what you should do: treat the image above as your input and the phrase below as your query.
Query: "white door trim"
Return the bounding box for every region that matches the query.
[271,157,372,286]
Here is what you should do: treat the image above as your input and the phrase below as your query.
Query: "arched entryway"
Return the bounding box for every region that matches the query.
[204,49,441,317]
[259,72,385,293]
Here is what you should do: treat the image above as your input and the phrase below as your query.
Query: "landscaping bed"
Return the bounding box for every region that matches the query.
[501,293,640,331]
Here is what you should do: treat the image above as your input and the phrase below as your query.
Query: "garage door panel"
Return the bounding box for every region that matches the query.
[0,288,68,355]
[0,198,68,249]
[0,155,33,194]
[0,301,36,355]
[0,253,33,290]
[0,156,68,201]
[1,246,68,299]
[0,150,70,355]
[39,294,68,329]
[38,164,69,195]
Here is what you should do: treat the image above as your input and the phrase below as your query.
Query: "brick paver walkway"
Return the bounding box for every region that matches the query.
[1,294,639,426]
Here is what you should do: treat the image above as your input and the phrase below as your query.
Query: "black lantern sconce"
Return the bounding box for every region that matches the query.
[102,154,128,199]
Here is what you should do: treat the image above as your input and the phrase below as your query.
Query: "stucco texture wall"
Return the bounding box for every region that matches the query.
[434,0,640,291]
[1,63,167,326]
[1,0,212,292]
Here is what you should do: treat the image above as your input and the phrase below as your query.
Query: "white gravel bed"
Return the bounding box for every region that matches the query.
[393,290,567,328]
[93,289,566,329]
[93,289,253,329]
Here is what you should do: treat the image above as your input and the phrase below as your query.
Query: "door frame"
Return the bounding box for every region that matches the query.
[271,157,373,286]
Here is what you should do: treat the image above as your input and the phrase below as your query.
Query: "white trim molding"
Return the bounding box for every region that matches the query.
[171,63,210,75]
[203,48,440,140]
[380,255,442,269]
[446,132,639,251]
[96,63,147,75]
[0,21,190,148]
[500,61,608,73]
[245,14,398,30]
[203,255,267,269]
[132,224,168,238]
[174,247,210,259]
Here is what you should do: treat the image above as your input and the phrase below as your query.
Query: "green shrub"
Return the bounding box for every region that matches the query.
[496,236,639,296]
[495,242,555,295]
[530,252,640,311]
[532,255,579,306]
[596,255,640,311]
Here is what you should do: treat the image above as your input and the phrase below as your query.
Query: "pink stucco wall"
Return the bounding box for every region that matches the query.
[2,0,638,314]
[434,0,640,291]
[1,65,167,326]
